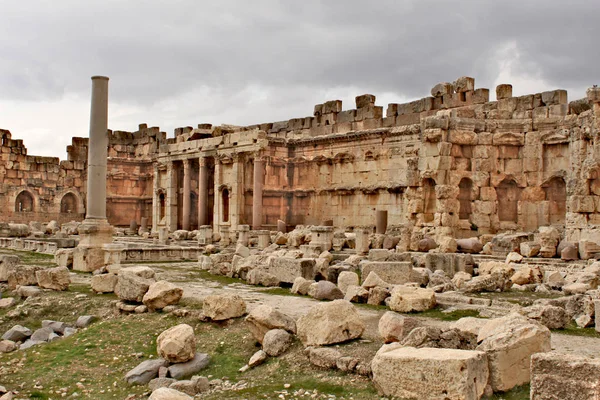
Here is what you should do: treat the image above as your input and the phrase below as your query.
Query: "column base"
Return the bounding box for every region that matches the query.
[73,218,114,272]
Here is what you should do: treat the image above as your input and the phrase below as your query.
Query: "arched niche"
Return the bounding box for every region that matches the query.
[496,179,521,222]
[60,192,78,214]
[543,177,566,225]
[15,191,34,212]
[222,188,230,223]
[422,178,436,223]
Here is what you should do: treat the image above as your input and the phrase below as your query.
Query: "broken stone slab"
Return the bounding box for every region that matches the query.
[19,339,44,350]
[520,241,541,257]
[0,255,20,282]
[246,269,280,287]
[296,300,364,346]
[290,277,314,295]
[41,320,68,335]
[388,286,436,313]
[260,257,316,284]
[7,265,43,289]
[367,286,390,305]
[167,352,210,379]
[490,233,532,256]
[91,273,118,293]
[424,253,474,277]
[359,261,412,285]
[31,327,56,342]
[305,346,342,369]
[456,238,483,254]
[371,345,489,400]
[361,271,392,290]
[337,271,359,294]
[148,378,176,391]
[530,352,600,400]
[16,286,41,298]
[344,285,369,303]
[0,298,15,309]
[115,266,156,302]
[0,340,17,353]
[245,304,296,344]
[521,304,570,329]
[2,325,32,342]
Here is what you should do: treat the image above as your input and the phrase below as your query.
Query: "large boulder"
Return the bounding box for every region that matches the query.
[245,305,296,344]
[337,271,359,294]
[456,238,483,254]
[388,286,436,313]
[7,265,43,289]
[148,387,192,400]
[290,277,315,295]
[307,281,344,300]
[115,266,156,302]
[36,266,70,291]
[202,294,246,321]
[476,313,551,392]
[156,324,196,364]
[262,329,294,357]
[296,300,364,346]
[0,255,20,282]
[371,345,489,399]
[142,281,183,311]
[378,312,419,343]
[125,359,168,385]
[2,325,32,342]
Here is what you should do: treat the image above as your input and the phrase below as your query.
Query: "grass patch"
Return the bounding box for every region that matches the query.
[254,287,303,297]
[419,307,482,321]
[553,322,600,338]
[0,249,56,266]
[485,384,529,399]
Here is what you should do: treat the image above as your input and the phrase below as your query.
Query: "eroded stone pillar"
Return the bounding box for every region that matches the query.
[198,157,208,226]
[197,225,213,245]
[182,159,191,231]
[355,228,370,255]
[237,224,249,247]
[252,158,264,230]
[220,226,230,246]
[257,230,270,249]
[376,210,388,234]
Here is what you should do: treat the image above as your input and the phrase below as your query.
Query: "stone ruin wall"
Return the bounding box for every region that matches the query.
[3,76,600,242]
[0,125,166,227]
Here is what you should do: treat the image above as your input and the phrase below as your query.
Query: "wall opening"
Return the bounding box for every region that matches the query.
[15,191,34,212]
[159,193,166,222]
[496,179,520,222]
[458,178,473,220]
[60,193,78,214]
[222,188,230,223]
[423,178,436,223]
[543,177,566,225]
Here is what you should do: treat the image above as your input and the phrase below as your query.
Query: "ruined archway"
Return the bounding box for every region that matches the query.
[458,178,473,220]
[543,177,566,225]
[60,192,78,214]
[496,179,520,222]
[15,191,34,212]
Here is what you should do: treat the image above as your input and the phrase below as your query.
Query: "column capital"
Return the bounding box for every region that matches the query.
[183,158,190,168]
[199,156,208,167]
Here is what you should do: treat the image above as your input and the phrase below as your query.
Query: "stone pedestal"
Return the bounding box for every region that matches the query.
[237,225,250,247]
[139,217,148,234]
[376,210,388,234]
[103,243,125,269]
[158,227,169,245]
[197,225,213,245]
[310,226,334,252]
[73,219,114,272]
[257,230,270,249]
[355,228,370,255]
[129,220,138,235]
[220,226,231,246]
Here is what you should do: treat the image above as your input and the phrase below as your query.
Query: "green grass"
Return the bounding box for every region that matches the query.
[485,384,530,399]
[419,307,482,321]
[0,249,56,266]
[254,287,303,297]
[553,322,600,337]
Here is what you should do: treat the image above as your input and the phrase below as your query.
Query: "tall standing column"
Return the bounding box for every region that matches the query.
[182,159,191,230]
[252,157,264,230]
[86,76,109,220]
[152,163,159,232]
[198,157,208,226]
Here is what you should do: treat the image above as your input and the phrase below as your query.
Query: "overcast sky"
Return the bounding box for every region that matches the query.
[0,0,598,158]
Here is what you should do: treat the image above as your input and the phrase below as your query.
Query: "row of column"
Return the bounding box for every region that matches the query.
[164,155,265,231]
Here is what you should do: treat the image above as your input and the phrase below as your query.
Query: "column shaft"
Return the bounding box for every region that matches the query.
[85,76,109,220]
[252,158,264,229]
[198,157,208,226]
[182,159,191,230]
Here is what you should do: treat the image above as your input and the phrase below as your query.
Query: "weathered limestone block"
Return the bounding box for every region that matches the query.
[453,76,475,93]
[246,269,280,287]
[115,266,156,302]
[359,261,412,285]
[378,311,420,343]
[143,280,184,311]
[148,387,192,400]
[490,233,532,256]
[305,346,342,369]
[91,273,118,293]
[579,240,600,260]
[425,253,474,277]
[337,271,359,294]
[261,257,315,284]
[477,313,551,392]
[0,255,20,282]
[371,345,489,400]
[125,359,169,385]
[344,285,369,303]
[361,271,392,289]
[35,267,70,291]
[262,329,293,357]
[202,294,246,321]
[307,281,344,301]
[156,324,196,364]
[290,277,314,295]
[522,304,570,330]
[530,352,600,400]
[511,265,543,285]
[7,265,43,289]
[456,238,483,254]
[296,300,364,346]
[496,84,513,100]
[431,82,454,97]
[520,241,541,257]
[54,249,74,269]
[368,286,391,305]
[245,305,296,344]
[388,286,436,313]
